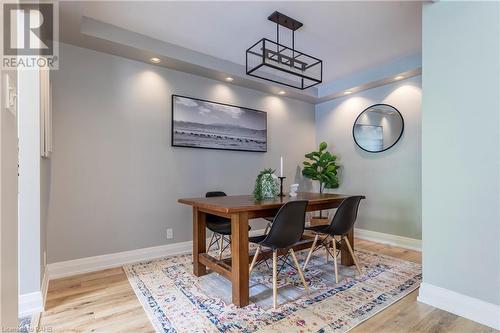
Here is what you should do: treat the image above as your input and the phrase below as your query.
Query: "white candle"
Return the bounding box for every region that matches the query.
[280,156,283,177]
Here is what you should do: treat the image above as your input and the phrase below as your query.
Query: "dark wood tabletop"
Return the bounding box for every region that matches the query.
[178,192,351,214]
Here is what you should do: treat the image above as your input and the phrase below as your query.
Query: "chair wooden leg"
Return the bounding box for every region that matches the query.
[325,236,330,263]
[208,233,215,252]
[332,237,339,283]
[272,250,278,309]
[264,222,271,235]
[290,249,309,291]
[303,234,318,270]
[343,236,361,274]
[219,235,224,260]
[249,245,261,273]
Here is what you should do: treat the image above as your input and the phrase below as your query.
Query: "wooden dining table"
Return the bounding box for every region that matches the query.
[178,192,354,307]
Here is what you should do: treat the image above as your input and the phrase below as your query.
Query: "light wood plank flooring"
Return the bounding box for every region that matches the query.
[39,239,496,333]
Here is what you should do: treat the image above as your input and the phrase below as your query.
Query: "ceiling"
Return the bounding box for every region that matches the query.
[59,1,422,103]
[69,1,422,84]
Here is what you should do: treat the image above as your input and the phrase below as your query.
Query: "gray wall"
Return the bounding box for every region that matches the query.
[40,157,50,279]
[422,2,500,305]
[315,76,421,239]
[48,44,316,263]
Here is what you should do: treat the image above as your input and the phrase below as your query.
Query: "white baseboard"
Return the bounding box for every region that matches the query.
[41,268,48,309]
[354,228,422,252]
[19,267,48,317]
[47,240,193,280]
[47,228,268,280]
[19,291,43,317]
[418,282,500,330]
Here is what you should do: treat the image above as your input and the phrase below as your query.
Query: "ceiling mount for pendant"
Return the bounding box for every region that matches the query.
[246,11,323,90]
[267,11,303,31]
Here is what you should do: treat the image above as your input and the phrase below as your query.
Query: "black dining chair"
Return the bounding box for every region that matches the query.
[302,196,365,283]
[263,216,274,234]
[248,200,309,308]
[205,191,251,260]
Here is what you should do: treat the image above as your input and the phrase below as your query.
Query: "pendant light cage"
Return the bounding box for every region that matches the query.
[246,11,323,90]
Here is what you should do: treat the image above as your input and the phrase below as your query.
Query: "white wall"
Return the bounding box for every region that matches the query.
[421,0,500,312]
[315,76,421,239]
[18,70,41,296]
[47,43,316,263]
[0,69,18,328]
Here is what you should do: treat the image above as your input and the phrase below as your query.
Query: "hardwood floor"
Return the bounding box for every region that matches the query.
[39,239,496,333]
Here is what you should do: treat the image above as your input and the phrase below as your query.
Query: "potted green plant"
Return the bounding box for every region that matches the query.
[302,142,340,222]
[253,168,279,201]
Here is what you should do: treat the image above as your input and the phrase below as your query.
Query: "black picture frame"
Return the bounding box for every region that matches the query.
[352,103,404,153]
[171,95,267,153]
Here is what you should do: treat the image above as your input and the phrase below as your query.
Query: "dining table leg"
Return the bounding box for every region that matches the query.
[193,207,207,276]
[231,212,249,307]
[341,228,355,266]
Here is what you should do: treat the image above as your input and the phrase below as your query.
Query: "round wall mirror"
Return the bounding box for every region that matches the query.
[353,104,404,153]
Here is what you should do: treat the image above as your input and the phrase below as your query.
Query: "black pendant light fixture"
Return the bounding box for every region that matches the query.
[246,11,323,90]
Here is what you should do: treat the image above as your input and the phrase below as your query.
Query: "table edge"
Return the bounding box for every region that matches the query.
[178,193,361,214]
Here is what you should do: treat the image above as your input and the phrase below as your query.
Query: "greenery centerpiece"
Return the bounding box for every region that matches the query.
[253,168,279,201]
[302,142,340,218]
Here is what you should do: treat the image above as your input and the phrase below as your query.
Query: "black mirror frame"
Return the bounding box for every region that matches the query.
[352,103,404,153]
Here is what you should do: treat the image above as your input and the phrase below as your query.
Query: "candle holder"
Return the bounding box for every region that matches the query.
[278,176,286,197]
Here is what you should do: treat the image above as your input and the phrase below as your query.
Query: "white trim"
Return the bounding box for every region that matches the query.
[47,240,193,280]
[18,291,43,317]
[354,228,421,252]
[19,268,48,317]
[418,282,500,330]
[47,229,268,280]
[40,268,48,309]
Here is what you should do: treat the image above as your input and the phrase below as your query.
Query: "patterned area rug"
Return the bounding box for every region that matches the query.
[124,248,421,333]
[18,315,31,333]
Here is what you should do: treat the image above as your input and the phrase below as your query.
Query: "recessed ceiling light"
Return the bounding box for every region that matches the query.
[225,77,234,82]
[344,91,352,95]
[150,57,161,64]
[394,75,404,80]
[278,90,286,95]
